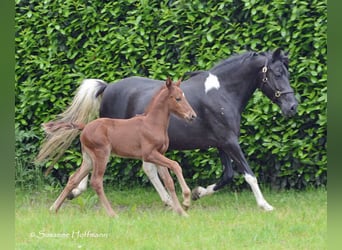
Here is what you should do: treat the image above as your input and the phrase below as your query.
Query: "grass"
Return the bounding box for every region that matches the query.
[15,187,327,250]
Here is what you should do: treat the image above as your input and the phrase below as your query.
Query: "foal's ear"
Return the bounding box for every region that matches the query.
[175,78,182,87]
[166,76,172,88]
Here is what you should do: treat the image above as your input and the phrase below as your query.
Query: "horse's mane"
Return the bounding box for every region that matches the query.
[210,51,258,71]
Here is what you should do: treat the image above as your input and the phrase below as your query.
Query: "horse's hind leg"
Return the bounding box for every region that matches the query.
[142,161,173,207]
[50,152,92,213]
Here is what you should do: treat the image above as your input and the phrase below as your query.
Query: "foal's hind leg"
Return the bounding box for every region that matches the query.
[89,149,116,217]
[67,174,89,200]
[50,152,92,213]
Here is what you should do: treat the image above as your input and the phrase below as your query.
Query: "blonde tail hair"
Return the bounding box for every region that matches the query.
[35,79,107,173]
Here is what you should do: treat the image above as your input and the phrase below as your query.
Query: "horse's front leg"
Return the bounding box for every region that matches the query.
[192,149,234,200]
[225,138,274,211]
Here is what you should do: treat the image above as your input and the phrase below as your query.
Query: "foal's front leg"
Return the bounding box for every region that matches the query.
[142,161,173,207]
[146,152,191,216]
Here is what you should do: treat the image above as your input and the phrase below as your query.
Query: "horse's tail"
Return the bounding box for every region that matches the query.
[35,79,108,173]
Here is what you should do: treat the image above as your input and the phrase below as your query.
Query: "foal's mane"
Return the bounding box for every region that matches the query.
[142,84,169,115]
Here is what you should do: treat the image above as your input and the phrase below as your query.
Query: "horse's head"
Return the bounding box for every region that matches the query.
[258,48,298,117]
[166,77,197,122]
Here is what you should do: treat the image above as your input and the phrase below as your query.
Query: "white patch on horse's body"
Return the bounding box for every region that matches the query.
[244,173,274,211]
[204,73,220,93]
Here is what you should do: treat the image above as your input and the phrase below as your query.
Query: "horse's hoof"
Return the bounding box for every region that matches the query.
[191,187,201,201]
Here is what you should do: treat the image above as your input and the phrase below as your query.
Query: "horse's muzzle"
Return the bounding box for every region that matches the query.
[281,101,298,117]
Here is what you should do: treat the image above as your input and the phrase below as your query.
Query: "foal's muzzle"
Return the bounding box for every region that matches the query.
[185,112,197,122]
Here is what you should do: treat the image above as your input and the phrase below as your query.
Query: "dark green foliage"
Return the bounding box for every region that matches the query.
[15,0,326,189]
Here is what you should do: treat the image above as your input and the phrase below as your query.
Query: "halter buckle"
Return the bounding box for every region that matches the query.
[275,91,281,98]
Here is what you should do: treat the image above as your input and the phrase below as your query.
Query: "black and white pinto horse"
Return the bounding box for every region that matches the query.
[40,48,298,211]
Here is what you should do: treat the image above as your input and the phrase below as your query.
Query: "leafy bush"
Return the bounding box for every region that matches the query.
[15,0,326,190]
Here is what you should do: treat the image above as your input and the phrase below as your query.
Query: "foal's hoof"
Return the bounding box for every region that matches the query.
[182,212,189,217]
[259,203,274,211]
[178,210,189,217]
[182,201,191,211]
[66,192,75,200]
[191,187,201,201]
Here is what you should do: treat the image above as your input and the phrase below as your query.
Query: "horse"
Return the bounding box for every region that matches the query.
[46,77,197,217]
[37,48,298,211]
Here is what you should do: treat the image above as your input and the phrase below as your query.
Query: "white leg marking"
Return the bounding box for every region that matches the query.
[71,174,89,198]
[244,173,274,211]
[195,184,216,198]
[204,73,220,93]
[142,161,173,207]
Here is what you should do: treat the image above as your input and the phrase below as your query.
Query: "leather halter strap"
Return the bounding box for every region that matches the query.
[259,59,294,102]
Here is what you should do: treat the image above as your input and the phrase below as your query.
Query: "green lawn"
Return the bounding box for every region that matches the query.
[15,187,327,250]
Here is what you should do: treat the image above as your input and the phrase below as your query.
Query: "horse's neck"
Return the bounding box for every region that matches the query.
[213,66,259,113]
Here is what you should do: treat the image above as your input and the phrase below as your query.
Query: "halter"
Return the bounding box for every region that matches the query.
[259,58,294,102]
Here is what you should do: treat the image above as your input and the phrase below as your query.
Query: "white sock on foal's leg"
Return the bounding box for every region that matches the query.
[69,174,89,199]
[142,161,173,207]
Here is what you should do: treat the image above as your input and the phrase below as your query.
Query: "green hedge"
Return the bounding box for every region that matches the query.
[15,0,327,190]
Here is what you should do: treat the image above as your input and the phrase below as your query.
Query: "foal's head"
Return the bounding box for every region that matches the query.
[165,77,197,122]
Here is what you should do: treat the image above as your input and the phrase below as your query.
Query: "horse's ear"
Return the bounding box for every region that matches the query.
[175,78,182,87]
[166,77,172,88]
[272,48,283,61]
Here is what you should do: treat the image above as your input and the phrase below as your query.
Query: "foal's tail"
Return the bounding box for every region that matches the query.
[35,79,108,173]
[43,121,85,133]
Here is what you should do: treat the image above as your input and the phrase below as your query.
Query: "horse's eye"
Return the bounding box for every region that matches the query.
[175,97,182,102]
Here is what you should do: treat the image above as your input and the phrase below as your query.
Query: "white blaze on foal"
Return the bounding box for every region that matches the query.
[204,73,220,93]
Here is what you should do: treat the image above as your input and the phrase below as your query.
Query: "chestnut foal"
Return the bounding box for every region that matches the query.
[47,78,197,217]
